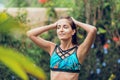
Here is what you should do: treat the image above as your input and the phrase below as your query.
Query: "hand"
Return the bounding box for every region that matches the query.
[53,21,58,27]
[71,17,77,24]
[50,21,58,29]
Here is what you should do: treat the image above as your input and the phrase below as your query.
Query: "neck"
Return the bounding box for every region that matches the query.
[60,39,74,50]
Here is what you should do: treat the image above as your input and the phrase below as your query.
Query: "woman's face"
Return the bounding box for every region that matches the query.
[56,19,75,40]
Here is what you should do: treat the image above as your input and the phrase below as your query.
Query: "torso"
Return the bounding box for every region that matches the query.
[51,71,79,80]
[50,45,81,80]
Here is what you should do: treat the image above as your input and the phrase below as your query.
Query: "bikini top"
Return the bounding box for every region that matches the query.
[50,45,81,73]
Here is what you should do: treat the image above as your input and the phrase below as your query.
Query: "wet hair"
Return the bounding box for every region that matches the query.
[60,16,78,45]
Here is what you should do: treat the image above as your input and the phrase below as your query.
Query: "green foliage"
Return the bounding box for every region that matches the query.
[69,0,85,21]
[0,12,26,35]
[5,0,74,8]
[0,12,47,80]
[98,27,106,34]
[1,0,120,80]
[6,0,30,7]
[0,46,46,80]
[48,0,74,8]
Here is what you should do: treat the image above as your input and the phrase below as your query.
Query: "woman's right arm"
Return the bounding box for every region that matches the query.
[26,23,57,55]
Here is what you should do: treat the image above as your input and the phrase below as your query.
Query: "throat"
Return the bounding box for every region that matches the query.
[60,42,74,51]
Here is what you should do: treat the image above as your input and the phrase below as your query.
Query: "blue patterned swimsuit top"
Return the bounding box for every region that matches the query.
[50,45,81,73]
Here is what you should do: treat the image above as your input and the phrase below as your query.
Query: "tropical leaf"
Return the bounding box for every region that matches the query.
[0,56,28,80]
[0,46,46,80]
[0,12,26,35]
[0,12,9,24]
[98,27,106,34]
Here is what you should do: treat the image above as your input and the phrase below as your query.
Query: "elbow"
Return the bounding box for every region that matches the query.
[26,31,32,37]
[91,27,97,33]
[26,31,38,38]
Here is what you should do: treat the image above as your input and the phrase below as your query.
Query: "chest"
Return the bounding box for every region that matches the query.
[50,45,81,73]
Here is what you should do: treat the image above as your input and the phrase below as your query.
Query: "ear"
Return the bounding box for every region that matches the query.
[72,30,76,35]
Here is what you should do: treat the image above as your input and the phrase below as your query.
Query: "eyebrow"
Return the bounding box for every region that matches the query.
[57,24,69,26]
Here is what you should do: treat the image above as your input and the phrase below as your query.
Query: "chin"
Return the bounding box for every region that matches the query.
[58,37,68,41]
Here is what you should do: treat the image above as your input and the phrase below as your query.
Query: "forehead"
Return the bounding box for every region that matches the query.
[57,19,70,25]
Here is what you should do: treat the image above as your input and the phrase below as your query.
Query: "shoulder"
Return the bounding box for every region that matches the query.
[49,43,57,56]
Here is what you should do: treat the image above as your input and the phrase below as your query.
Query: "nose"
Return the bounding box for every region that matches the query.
[59,27,64,32]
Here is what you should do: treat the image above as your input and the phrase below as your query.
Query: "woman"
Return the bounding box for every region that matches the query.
[27,16,97,80]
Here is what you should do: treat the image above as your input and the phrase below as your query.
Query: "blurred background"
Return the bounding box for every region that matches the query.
[0,0,120,80]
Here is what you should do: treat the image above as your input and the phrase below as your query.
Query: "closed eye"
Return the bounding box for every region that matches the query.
[64,25,69,29]
[57,25,69,29]
[57,25,61,29]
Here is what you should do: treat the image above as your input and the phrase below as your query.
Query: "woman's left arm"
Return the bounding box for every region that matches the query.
[73,18,97,63]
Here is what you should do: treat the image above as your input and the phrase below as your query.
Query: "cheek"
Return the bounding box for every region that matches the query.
[56,29,59,34]
[65,29,73,34]
[56,30,60,36]
[65,30,74,38]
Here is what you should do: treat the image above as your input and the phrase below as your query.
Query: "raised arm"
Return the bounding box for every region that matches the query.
[72,18,97,63]
[27,23,57,55]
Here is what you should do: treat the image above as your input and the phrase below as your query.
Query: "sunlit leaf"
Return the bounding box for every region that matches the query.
[0,56,28,80]
[0,46,46,80]
[0,12,8,24]
[103,2,110,8]
[78,34,84,39]
[0,12,26,35]
[98,27,106,34]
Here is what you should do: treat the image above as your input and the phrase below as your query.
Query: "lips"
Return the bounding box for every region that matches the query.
[59,33,65,36]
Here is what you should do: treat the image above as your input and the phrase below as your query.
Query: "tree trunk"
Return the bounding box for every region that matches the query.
[83,0,91,24]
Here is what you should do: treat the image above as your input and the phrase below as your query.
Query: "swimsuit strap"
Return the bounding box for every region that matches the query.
[57,45,77,59]
[58,45,77,52]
